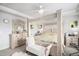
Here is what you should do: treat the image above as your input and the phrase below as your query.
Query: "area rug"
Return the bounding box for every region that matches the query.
[12,51,29,56]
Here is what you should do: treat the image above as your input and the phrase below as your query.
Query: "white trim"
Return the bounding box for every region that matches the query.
[63,8,79,17]
[0,5,29,18]
[30,8,79,19]
[0,5,78,19]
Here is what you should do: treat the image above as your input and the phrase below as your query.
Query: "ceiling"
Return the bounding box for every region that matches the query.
[0,3,79,19]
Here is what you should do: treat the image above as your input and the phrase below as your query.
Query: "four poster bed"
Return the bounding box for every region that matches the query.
[26,9,64,56]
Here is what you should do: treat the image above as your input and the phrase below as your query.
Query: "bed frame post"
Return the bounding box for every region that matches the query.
[27,18,29,37]
[57,9,64,56]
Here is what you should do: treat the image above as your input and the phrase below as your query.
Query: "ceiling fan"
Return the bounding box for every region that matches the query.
[32,5,45,15]
[38,5,44,14]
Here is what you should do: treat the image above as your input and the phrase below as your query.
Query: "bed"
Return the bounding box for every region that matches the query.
[34,30,57,44]
[34,30,57,56]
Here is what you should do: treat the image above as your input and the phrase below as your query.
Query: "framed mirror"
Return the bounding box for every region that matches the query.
[70,20,78,28]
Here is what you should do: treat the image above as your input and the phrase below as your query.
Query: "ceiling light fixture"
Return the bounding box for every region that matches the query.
[38,5,44,14]
[38,9,44,14]
[40,5,43,9]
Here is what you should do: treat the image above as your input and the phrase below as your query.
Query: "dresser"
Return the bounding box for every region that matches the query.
[65,33,78,46]
[10,32,27,49]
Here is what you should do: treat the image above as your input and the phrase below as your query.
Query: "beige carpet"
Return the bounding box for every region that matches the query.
[0,45,36,56]
[12,51,28,56]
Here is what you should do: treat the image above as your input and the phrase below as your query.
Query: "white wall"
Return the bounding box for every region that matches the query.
[0,11,25,50]
[63,15,79,33]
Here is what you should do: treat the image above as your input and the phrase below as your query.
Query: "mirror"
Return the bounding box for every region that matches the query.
[70,20,78,28]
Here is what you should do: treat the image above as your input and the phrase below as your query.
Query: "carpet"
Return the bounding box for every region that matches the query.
[12,51,29,56]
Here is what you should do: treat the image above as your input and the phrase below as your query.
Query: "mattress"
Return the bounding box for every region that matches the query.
[34,31,57,44]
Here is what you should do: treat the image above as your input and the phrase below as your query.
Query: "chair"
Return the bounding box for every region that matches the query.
[26,36,53,56]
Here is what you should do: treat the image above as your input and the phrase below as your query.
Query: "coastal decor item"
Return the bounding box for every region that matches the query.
[3,19,9,23]
[70,20,78,28]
